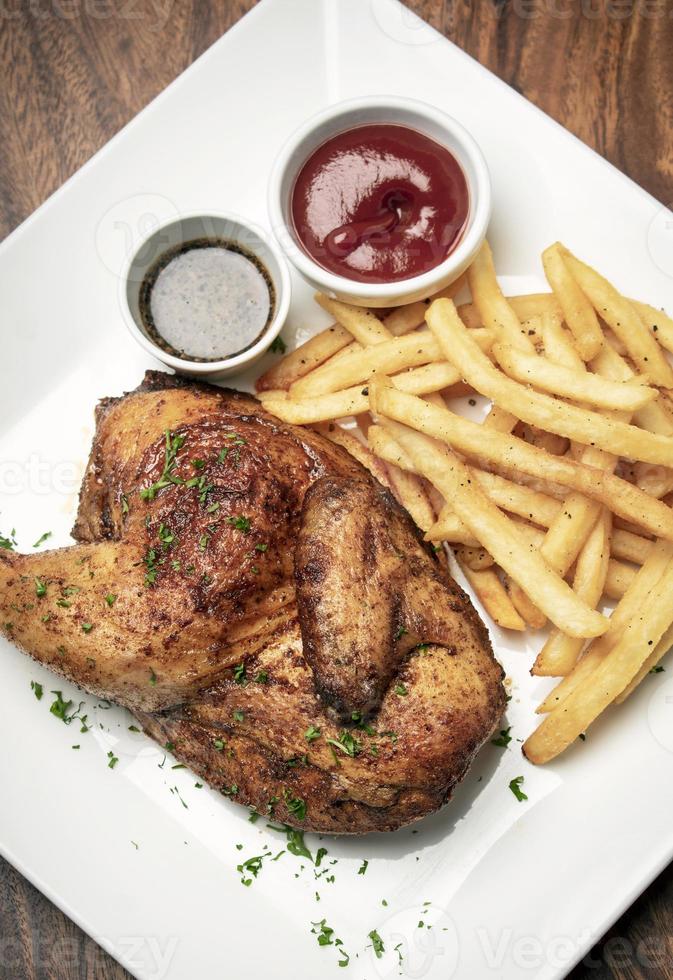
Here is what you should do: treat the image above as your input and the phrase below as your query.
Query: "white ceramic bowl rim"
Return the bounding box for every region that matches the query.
[120,210,292,375]
[268,95,491,302]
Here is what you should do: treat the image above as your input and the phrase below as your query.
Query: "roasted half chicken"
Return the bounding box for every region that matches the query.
[0,372,504,833]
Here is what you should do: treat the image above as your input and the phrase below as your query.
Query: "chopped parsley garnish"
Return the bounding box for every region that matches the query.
[140,430,186,501]
[49,691,85,725]
[143,547,161,586]
[233,709,245,722]
[368,930,385,959]
[213,739,225,751]
[149,668,158,686]
[105,593,117,606]
[107,751,119,770]
[233,663,247,685]
[31,681,43,701]
[255,543,268,552]
[81,623,93,634]
[255,670,269,684]
[191,459,205,470]
[35,577,47,598]
[227,515,251,533]
[650,665,666,674]
[326,730,361,758]
[158,523,175,548]
[304,725,321,743]
[394,683,408,697]
[269,335,287,354]
[491,727,512,748]
[32,531,52,548]
[284,790,307,821]
[509,775,528,802]
[394,626,407,641]
[358,859,369,876]
[0,528,17,551]
[310,920,349,968]
[238,853,267,886]
[128,725,141,733]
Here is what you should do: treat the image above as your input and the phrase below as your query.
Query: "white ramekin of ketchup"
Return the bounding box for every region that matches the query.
[268,97,491,307]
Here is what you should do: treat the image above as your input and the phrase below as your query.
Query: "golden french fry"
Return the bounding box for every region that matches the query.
[466,242,537,352]
[314,294,392,345]
[427,470,562,539]
[367,427,479,546]
[368,384,673,540]
[610,528,654,565]
[615,621,673,703]
[262,351,490,425]
[632,300,673,358]
[315,422,392,489]
[505,577,548,630]
[372,424,565,537]
[382,273,467,336]
[255,324,352,392]
[539,313,584,370]
[524,553,673,763]
[542,243,603,359]
[426,298,673,465]
[482,405,518,433]
[634,462,673,499]
[494,342,656,411]
[384,463,437,533]
[603,559,635,601]
[262,389,368,424]
[457,559,526,631]
[532,510,612,677]
[455,543,495,571]
[369,405,608,638]
[536,539,673,713]
[560,247,673,387]
[289,330,442,399]
[457,293,561,332]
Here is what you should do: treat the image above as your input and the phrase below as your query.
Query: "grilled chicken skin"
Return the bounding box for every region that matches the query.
[0,371,505,833]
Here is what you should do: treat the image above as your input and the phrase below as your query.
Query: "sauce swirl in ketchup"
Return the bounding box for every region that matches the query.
[291,124,469,284]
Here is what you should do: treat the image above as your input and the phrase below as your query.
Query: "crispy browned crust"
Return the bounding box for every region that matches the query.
[0,370,505,833]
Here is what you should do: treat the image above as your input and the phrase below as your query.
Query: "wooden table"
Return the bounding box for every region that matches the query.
[0,2,671,977]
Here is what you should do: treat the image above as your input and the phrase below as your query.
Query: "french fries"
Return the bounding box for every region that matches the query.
[426,299,673,465]
[457,558,526,631]
[313,294,392,345]
[493,343,656,412]
[256,323,352,391]
[369,407,608,638]
[257,239,673,763]
[524,551,673,763]
[560,246,673,388]
[542,243,603,359]
[369,384,673,541]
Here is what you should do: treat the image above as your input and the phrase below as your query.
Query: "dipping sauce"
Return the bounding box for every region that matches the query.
[139,238,275,362]
[291,124,469,284]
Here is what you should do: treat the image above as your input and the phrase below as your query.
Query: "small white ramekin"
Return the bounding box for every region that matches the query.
[268,96,491,308]
[121,212,291,380]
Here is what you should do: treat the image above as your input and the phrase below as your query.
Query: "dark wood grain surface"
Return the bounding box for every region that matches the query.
[0,1,672,978]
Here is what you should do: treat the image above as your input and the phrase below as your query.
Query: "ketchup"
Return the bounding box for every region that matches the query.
[291,124,469,284]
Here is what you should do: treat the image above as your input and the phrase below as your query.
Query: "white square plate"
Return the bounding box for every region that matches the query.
[1,2,672,978]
